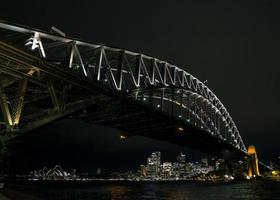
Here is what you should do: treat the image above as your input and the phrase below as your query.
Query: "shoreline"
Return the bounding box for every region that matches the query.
[1,178,260,186]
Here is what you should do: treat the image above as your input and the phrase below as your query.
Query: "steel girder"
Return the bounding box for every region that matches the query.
[0,21,246,152]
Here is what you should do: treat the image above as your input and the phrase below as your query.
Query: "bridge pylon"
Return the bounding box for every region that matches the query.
[246,145,260,177]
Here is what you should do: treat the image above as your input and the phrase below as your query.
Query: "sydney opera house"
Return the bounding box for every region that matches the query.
[29,165,77,180]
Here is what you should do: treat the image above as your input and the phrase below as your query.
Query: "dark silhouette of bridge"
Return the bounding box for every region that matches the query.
[0,21,269,174]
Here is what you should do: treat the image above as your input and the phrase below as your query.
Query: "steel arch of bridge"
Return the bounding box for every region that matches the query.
[0,22,246,153]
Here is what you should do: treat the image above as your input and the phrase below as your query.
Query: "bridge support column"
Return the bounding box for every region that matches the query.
[48,82,60,110]
[48,82,69,112]
[11,77,28,125]
[0,80,13,128]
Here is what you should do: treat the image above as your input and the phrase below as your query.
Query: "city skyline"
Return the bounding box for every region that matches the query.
[24,150,280,182]
[19,150,279,178]
[25,151,226,180]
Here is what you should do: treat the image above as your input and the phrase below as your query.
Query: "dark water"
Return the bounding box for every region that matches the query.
[5,181,280,200]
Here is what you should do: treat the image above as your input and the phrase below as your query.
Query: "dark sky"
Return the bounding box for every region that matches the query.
[1,0,279,173]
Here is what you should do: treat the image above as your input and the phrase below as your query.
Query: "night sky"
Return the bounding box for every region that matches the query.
[1,0,279,173]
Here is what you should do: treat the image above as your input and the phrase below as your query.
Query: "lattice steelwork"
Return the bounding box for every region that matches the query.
[0,21,246,153]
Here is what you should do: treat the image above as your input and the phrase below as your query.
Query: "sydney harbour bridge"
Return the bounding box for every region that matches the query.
[0,21,265,175]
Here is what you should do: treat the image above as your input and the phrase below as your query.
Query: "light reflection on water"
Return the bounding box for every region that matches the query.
[5,180,280,200]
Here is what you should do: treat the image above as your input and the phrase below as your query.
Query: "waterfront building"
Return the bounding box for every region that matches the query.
[175,153,188,178]
[215,160,220,170]
[136,151,217,180]
[172,162,180,178]
[146,151,161,178]
[140,164,147,177]
[29,165,77,180]
[146,164,157,178]
[147,151,161,166]
[161,162,173,178]
[185,162,193,175]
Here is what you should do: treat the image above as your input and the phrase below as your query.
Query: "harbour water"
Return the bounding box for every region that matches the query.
[1,180,279,200]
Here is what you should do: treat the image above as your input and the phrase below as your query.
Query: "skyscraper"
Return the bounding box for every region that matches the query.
[176,153,187,178]
[146,151,161,178]
[162,162,173,178]
[139,165,147,177]
[147,151,161,166]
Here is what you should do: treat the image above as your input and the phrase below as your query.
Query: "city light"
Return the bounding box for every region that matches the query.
[120,133,127,139]
[137,151,217,181]
[177,127,184,133]
[23,150,270,183]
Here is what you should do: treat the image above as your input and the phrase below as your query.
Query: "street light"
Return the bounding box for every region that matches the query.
[120,133,127,139]
[177,127,184,133]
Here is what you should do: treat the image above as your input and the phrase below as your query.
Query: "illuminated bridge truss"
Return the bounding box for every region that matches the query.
[0,21,246,153]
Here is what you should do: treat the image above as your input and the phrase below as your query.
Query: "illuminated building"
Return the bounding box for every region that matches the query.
[146,151,161,178]
[172,162,180,178]
[146,164,157,178]
[140,165,147,177]
[185,162,193,174]
[214,160,220,170]
[161,162,173,178]
[138,151,215,180]
[147,151,161,166]
[176,153,187,177]
[29,165,78,180]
